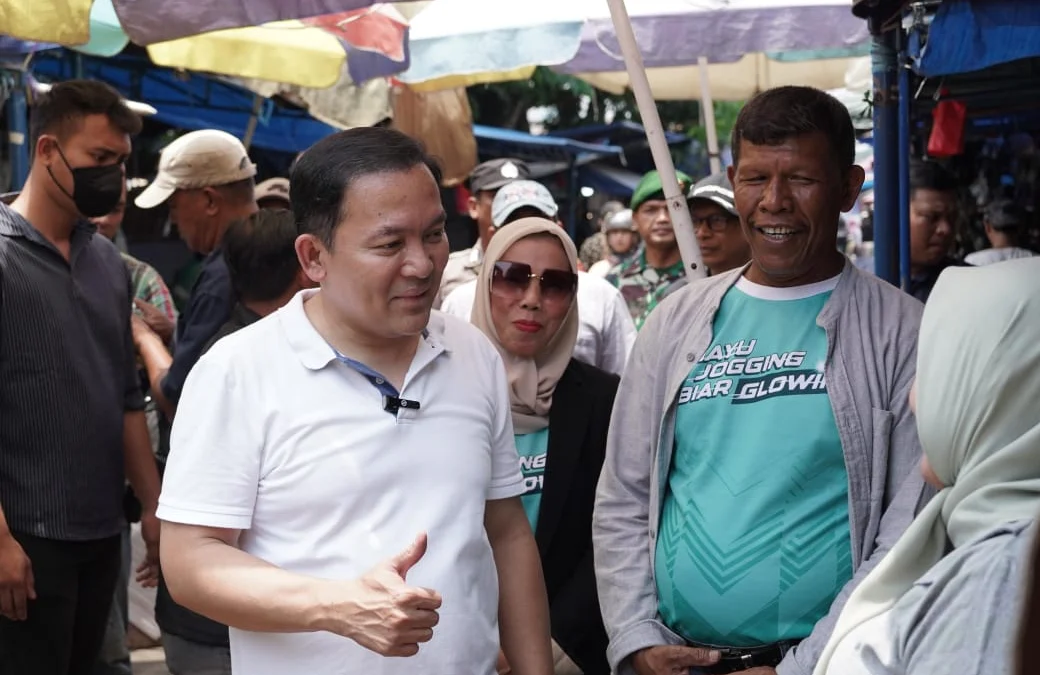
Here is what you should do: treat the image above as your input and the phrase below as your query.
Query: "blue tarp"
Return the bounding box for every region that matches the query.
[914,0,1040,76]
[578,163,642,199]
[30,51,337,155]
[550,121,689,148]
[473,124,623,164]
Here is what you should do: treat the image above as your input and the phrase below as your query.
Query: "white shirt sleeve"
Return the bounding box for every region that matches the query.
[598,282,637,376]
[157,348,263,531]
[485,348,525,501]
[442,281,476,322]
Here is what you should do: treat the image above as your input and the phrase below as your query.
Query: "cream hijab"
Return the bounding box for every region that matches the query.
[815,257,1040,674]
[470,217,580,434]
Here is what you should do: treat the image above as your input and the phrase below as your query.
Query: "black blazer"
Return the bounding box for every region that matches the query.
[535,358,619,675]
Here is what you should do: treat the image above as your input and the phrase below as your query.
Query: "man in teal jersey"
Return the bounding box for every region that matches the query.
[593,86,929,675]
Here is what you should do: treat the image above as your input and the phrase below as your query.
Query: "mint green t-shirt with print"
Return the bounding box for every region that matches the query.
[515,429,549,532]
[655,275,853,648]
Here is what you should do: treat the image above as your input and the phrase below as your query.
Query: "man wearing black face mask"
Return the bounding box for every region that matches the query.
[0,81,162,675]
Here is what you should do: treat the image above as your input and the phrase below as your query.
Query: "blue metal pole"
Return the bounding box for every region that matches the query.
[870,28,899,286]
[896,29,912,291]
[6,72,30,191]
[567,159,579,241]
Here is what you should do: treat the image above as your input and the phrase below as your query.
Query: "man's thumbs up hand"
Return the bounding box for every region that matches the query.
[325,533,442,657]
[387,532,428,581]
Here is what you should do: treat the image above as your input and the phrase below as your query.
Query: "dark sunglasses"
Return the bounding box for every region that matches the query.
[491,261,577,303]
[692,214,735,233]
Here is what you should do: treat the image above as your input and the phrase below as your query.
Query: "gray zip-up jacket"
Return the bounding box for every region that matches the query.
[592,261,929,675]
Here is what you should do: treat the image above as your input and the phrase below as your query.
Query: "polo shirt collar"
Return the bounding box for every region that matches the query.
[0,203,98,261]
[0,202,95,240]
[279,289,451,372]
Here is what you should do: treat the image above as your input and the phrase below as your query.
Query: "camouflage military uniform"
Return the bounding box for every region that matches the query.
[606,246,686,330]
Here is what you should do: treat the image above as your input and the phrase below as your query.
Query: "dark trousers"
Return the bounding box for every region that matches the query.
[94,527,132,675]
[0,532,122,675]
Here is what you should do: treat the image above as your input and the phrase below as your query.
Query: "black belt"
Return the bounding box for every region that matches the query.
[695,639,800,673]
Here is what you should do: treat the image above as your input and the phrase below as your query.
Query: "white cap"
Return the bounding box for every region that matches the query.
[135,130,257,209]
[255,177,291,207]
[491,180,558,227]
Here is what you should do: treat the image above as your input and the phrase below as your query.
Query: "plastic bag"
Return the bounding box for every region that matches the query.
[927,98,967,157]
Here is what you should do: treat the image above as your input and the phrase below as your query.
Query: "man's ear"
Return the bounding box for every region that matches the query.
[467,195,480,220]
[295,266,319,290]
[35,134,57,165]
[841,165,866,213]
[295,233,327,285]
[202,187,222,216]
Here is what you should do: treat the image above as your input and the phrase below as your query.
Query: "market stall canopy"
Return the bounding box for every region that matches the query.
[473,124,625,166]
[577,162,644,198]
[573,50,861,100]
[851,0,908,20]
[0,0,413,46]
[392,85,478,187]
[0,0,420,86]
[910,0,1040,77]
[549,121,689,147]
[236,71,394,130]
[399,0,869,96]
[31,51,339,154]
[551,121,691,176]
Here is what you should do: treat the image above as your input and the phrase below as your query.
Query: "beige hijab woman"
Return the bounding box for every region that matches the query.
[470,217,580,435]
[815,256,1040,674]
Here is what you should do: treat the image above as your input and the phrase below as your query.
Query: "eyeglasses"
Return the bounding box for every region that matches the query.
[692,214,735,233]
[491,261,577,304]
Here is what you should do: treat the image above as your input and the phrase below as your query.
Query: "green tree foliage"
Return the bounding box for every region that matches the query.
[466,67,744,144]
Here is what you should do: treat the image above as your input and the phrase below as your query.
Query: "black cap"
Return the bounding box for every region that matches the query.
[985,199,1024,230]
[687,172,737,216]
[469,158,531,193]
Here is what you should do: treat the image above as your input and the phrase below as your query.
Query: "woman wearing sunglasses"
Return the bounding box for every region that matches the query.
[472,217,618,675]
[814,257,1040,675]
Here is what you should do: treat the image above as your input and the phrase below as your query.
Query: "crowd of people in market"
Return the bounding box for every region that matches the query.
[0,77,1038,675]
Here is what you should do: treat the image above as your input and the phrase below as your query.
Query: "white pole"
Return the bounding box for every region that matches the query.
[697,56,722,175]
[604,0,706,279]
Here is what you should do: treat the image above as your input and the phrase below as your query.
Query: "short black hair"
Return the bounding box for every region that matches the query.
[909,159,958,195]
[731,86,855,171]
[30,80,142,150]
[223,209,301,303]
[290,128,442,249]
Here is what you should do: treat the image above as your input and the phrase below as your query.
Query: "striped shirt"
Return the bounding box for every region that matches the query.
[0,204,144,541]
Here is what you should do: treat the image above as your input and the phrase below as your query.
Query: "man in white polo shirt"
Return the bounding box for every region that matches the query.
[442,180,637,376]
[157,128,554,675]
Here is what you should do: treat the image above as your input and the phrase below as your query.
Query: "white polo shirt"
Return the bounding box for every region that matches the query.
[441,271,637,376]
[157,289,525,675]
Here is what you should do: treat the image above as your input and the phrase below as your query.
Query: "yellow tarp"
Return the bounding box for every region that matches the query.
[147,22,346,89]
[0,0,94,45]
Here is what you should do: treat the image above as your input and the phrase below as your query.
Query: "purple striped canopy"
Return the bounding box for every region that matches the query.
[111,0,411,44]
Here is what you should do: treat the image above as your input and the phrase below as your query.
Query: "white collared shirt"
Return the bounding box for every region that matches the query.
[436,241,485,309]
[158,289,524,675]
[441,271,637,377]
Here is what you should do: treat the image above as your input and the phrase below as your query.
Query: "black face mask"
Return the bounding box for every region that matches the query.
[46,142,125,219]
